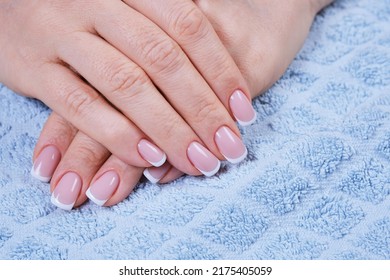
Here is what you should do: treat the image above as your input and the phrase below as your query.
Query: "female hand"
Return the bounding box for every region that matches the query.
[31,0,334,209]
[195,0,334,97]
[32,112,183,209]
[0,0,255,178]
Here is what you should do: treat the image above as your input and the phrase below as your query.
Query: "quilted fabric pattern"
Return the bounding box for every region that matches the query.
[0,0,389,259]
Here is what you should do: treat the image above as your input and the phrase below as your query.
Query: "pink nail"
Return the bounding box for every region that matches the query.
[51,172,82,210]
[229,90,257,126]
[187,142,220,177]
[143,162,172,184]
[138,139,166,167]
[86,170,119,206]
[31,145,61,182]
[215,126,248,164]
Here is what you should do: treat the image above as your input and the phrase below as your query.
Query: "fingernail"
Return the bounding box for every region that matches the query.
[31,145,61,182]
[86,170,119,206]
[143,162,171,184]
[187,142,220,177]
[215,126,248,164]
[51,172,82,211]
[229,90,257,126]
[138,139,166,167]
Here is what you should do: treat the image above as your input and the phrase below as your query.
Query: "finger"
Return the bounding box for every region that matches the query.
[95,0,243,150]
[50,131,111,210]
[159,166,185,184]
[143,162,184,184]
[143,162,173,184]
[86,156,143,207]
[31,62,166,168]
[125,0,257,125]
[62,1,250,172]
[56,32,221,176]
[34,111,143,208]
[31,112,77,182]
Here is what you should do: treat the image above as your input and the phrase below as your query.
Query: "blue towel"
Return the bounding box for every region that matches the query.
[0,0,389,260]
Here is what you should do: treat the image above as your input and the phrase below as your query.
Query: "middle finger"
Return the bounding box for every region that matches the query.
[92,1,249,167]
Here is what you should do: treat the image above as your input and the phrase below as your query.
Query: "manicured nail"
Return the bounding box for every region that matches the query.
[215,126,248,164]
[229,90,257,126]
[143,162,172,184]
[187,142,220,177]
[51,172,82,211]
[86,170,119,206]
[31,145,61,182]
[138,139,166,167]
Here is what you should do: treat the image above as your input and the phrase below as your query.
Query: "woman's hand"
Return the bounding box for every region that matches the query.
[195,0,334,97]
[31,0,334,209]
[1,0,255,178]
[31,112,183,209]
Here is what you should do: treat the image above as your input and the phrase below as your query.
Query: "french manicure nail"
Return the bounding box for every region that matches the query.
[31,145,61,183]
[187,142,221,177]
[215,126,248,164]
[143,162,172,184]
[138,139,166,167]
[86,170,119,206]
[51,172,82,211]
[229,90,257,126]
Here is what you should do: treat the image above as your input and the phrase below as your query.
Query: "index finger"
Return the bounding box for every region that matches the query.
[124,0,257,126]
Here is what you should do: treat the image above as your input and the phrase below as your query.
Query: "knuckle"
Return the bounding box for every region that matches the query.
[62,86,99,117]
[161,120,178,140]
[195,95,220,122]
[141,37,183,72]
[49,115,77,144]
[172,6,208,39]
[108,61,149,97]
[72,140,105,166]
[152,111,188,143]
[192,0,210,13]
[211,62,240,92]
[157,113,181,140]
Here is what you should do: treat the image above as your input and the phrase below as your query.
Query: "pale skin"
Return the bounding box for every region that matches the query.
[1,0,334,208]
[1,0,255,176]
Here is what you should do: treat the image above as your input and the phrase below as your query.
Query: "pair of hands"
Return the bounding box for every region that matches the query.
[0,0,333,209]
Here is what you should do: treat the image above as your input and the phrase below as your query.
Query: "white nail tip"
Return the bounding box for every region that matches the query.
[143,169,160,184]
[86,188,107,206]
[148,153,167,167]
[236,110,257,126]
[199,160,221,177]
[50,194,75,211]
[30,167,51,183]
[224,146,248,164]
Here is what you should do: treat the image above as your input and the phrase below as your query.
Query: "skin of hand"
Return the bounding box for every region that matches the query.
[0,0,256,182]
[31,0,334,209]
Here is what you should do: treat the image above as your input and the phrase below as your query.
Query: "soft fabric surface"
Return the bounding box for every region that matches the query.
[1,0,389,260]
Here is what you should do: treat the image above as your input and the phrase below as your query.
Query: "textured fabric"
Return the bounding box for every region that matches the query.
[0,0,389,260]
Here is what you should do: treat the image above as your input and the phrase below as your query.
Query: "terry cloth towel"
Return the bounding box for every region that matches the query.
[0,0,390,259]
